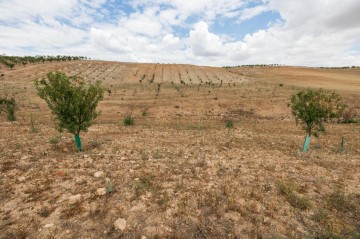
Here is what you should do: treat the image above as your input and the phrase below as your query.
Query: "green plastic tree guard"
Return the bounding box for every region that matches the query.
[74,134,82,152]
[303,135,311,152]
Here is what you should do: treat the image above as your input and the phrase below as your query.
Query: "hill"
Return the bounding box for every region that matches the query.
[0,61,359,238]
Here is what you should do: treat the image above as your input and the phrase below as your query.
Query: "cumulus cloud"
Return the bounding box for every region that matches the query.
[0,0,359,66]
[118,7,165,37]
[162,34,180,48]
[91,27,134,53]
[189,22,223,57]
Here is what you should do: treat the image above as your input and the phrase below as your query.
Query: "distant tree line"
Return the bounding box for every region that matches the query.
[222,64,285,69]
[0,55,88,69]
[222,65,360,69]
[318,66,360,69]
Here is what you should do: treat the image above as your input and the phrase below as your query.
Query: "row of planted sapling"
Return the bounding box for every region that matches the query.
[73,63,127,85]
[154,64,164,83]
[138,66,152,84]
[1,67,350,153]
[96,65,125,83]
[137,65,182,99]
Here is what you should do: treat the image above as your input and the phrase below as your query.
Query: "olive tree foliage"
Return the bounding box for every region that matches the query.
[290,88,345,137]
[35,72,104,151]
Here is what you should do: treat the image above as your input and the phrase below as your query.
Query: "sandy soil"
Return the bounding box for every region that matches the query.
[0,61,359,239]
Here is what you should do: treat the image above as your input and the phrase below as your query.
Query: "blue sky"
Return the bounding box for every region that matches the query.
[0,0,360,66]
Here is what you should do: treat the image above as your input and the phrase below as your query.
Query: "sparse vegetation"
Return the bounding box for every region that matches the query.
[277,181,311,210]
[225,119,234,129]
[336,137,346,154]
[61,201,84,219]
[340,107,359,124]
[141,108,148,116]
[123,115,134,126]
[133,173,160,199]
[29,113,38,133]
[105,178,114,195]
[91,138,101,148]
[1,60,359,239]
[0,96,17,121]
[327,189,356,213]
[49,135,61,145]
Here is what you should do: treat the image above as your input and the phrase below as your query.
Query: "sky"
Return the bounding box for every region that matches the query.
[0,0,360,67]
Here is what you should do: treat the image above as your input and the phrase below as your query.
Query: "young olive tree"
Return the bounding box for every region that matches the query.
[35,72,104,151]
[290,88,345,152]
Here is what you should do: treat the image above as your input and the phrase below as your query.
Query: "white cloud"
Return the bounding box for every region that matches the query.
[0,0,79,23]
[119,7,165,37]
[189,22,223,57]
[0,20,87,48]
[0,0,359,67]
[162,34,180,48]
[91,27,134,53]
[130,0,247,21]
[239,5,269,22]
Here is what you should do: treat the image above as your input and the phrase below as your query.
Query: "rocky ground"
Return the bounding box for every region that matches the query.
[0,61,359,238]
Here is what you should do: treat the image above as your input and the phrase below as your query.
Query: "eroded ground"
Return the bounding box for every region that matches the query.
[0,61,359,239]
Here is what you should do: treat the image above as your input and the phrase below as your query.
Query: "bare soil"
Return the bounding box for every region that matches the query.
[0,61,359,239]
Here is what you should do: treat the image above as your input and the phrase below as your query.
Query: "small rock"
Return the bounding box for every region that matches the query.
[129,169,134,173]
[94,171,104,178]
[68,194,81,204]
[63,148,69,152]
[141,236,147,239]
[121,156,126,160]
[129,203,146,212]
[18,176,26,182]
[114,218,126,231]
[97,188,107,196]
[76,178,86,184]
[44,223,54,228]
[263,217,270,224]
[253,203,262,213]
[21,156,28,160]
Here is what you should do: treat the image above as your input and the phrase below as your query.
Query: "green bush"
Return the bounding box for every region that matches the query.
[0,97,17,121]
[35,72,104,151]
[225,120,234,129]
[123,115,134,126]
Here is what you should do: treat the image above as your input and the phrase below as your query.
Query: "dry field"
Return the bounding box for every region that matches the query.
[0,61,359,239]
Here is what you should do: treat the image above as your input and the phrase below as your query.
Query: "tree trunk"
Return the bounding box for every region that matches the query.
[302,134,311,152]
[74,134,82,152]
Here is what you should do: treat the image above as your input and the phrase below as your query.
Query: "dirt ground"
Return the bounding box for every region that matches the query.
[0,61,359,239]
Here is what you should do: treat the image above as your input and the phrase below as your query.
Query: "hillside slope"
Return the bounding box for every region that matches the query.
[0,61,359,239]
